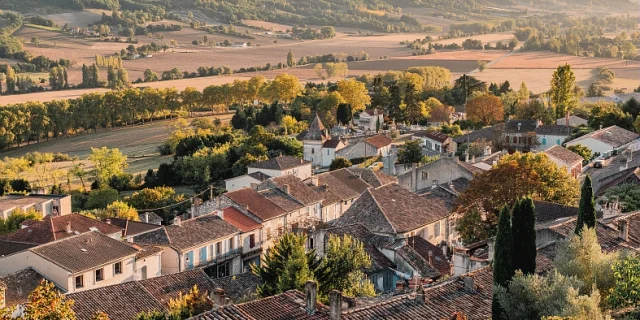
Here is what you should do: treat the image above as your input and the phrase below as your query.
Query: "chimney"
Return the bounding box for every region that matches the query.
[428,250,433,265]
[283,184,290,195]
[216,209,224,219]
[216,196,221,208]
[323,183,329,192]
[517,123,522,131]
[441,243,448,257]
[465,151,469,163]
[174,216,181,226]
[431,180,437,189]
[483,146,491,156]
[488,241,495,261]
[565,111,570,128]
[211,288,226,306]
[600,124,603,130]
[144,212,149,223]
[414,282,425,305]
[463,276,474,291]
[105,219,111,225]
[536,119,542,128]
[311,176,319,187]
[243,204,249,212]
[329,290,342,320]
[65,222,72,233]
[471,155,475,163]
[305,280,317,315]
[618,219,629,242]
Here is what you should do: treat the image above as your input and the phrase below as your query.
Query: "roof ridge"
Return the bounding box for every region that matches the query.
[366,187,397,234]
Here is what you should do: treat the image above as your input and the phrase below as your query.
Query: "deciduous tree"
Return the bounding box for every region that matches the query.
[397,139,423,164]
[550,64,578,119]
[329,157,352,171]
[465,94,504,125]
[168,285,213,318]
[336,78,370,114]
[23,280,76,320]
[89,147,128,184]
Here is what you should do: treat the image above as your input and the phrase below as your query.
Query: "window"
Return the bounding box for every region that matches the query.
[556,139,561,145]
[75,275,84,289]
[327,149,330,155]
[434,222,440,237]
[312,148,315,154]
[185,251,194,269]
[542,137,547,145]
[422,228,429,239]
[229,238,234,250]
[95,268,104,282]
[249,234,255,248]
[421,172,428,180]
[199,246,207,262]
[216,242,222,256]
[114,261,122,275]
[267,228,272,240]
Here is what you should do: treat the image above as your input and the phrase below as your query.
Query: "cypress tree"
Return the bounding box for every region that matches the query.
[511,198,536,275]
[575,175,596,234]
[492,206,514,320]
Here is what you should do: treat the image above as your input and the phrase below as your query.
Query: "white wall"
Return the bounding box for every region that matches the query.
[0,251,70,292]
[69,256,136,293]
[566,138,613,155]
[248,163,312,180]
[303,141,324,167]
[135,254,162,280]
[225,175,260,192]
[537,134,568,150]
[321,147,336,168]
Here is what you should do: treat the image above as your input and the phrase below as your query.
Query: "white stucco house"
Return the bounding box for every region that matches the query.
[565,125,639,156]
[412,131,457,154]
[356,108,384,132]
[543,145,584,178]
[535,125,572,150]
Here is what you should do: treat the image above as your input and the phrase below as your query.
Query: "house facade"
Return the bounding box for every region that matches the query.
[0,232,154,294]
[133,214,241,278]
[412,131,456,154]
[0,194,72,219]
[297,114,331,167]
[503,119,540,151]
[565,125,639,155]
[535,125,571,150]
[246,155,312,180]
[356,108,384,132]
[543,145,583,178]
[397,157,480,193]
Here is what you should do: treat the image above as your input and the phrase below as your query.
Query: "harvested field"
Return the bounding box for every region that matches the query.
[490,51,640,69]
[300,58,482,73]
[432,32,516,46]
[393,50,507,61]
[43,10,104,28]
[242,20,291,32]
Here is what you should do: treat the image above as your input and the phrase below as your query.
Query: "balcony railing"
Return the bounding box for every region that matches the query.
[193,248,242,269]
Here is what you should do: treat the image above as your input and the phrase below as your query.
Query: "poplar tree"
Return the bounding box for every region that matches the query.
[550,64,577,119]
[575,175,597,234]
[492,206,514,320]
[511,198,536,275]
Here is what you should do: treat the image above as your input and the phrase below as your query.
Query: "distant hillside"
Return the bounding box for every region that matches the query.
[0,0,119,10]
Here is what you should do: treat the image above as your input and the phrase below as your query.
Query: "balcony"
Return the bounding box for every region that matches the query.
[193,248,242,269]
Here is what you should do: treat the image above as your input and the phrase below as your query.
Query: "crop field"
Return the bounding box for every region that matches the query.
[0,114,234,175]
[43,10,106,28]
[473,51,640,93]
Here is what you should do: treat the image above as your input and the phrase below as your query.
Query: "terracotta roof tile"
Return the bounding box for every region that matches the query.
[268,175,324,206]
[329,168,372,194]
[247,155,311,171]
[347,168,397,188]
[0,239,37,256]
[0,268,45,307]
[194,290,330,320]
[221,206,261,232]
[535,125,571,136]
[259,188,303,212]
[569,125,638,148]
[335,184,450,234]
[296,114,329,141]
[505,119,538,133]
[543,145,583,166]
[68,282,165,320]
[139,269,216,306]
[0,214,123,245]
[209,273,262,303]
[364,134,393,149]
[407,236,450,277]
[414,131,450,143]
[224,188,286,220]
[104,218,162,237]
[31,232,138,273]
[133,214,238,251]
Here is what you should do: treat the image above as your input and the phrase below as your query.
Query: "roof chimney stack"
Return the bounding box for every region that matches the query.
[105,219,111,225]
[211,288,226,306]
[283,184,290,195]
[517,123,522,131]
[174,216,181,226]
[311,176,319,187]
[329,290,342,320]
[305,280,317,315]
[618,219,629,242]
[65,222,72,233]
[144,212,149,223]
[463,276,474,291]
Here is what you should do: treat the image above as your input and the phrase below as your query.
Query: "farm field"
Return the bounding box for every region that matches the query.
[473,51,640,93]
[0,113,235,175]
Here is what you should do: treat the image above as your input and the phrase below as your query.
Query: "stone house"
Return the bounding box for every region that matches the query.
[542,145,583,178]
[356,108,384,132]
[396,157,481,193]
[503,119,540,151]
[412,131,456,154]
[0,193,72,219]
[565,125,639,156]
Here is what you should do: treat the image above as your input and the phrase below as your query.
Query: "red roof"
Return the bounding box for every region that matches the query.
[0,214,123,245]
[224,188,286,221]
[364,134,392,149]
[221,207,261,232]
